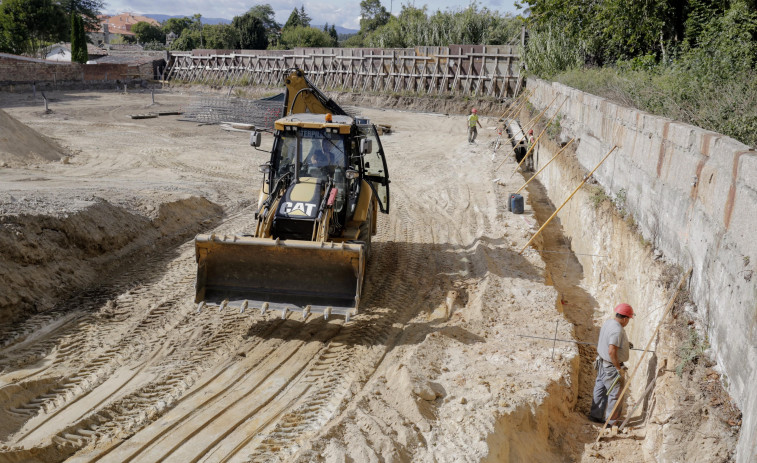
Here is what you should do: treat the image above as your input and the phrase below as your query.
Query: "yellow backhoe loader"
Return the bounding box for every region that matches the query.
[194,69,390,320]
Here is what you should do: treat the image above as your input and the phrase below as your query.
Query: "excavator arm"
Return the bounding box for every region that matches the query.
[282,69,347,117]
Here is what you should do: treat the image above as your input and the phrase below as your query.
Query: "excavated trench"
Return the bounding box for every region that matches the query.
[501,133,742,461]
[0,89,742,462]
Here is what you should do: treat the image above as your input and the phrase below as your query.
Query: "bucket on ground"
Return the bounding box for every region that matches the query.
[510,194,524,214]
[508,192,516,211]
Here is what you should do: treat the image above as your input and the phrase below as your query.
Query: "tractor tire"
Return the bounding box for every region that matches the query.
[358,199,374,261]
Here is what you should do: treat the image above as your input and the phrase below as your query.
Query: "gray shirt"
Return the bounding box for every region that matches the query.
[597,318,629,364]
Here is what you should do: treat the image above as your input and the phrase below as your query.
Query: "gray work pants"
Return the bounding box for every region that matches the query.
[589,360,622,423]
[468,126,477,143]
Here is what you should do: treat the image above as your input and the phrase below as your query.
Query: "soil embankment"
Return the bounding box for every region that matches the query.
[521,119,742,461]
[0,196,222,324]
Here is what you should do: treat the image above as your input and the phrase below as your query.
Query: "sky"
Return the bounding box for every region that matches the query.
[102,1,522,31]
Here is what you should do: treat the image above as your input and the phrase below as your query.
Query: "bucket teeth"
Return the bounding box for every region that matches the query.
[324,307,332,320]
[240,300,248,314]
[261,302,269,314]
[196,301,206,313]
[302,305,311,320]
[219,299,229,312]
[281,307,289,319]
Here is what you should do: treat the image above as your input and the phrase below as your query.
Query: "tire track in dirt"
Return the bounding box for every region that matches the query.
[0,211,265,459]
[242,189,441,462]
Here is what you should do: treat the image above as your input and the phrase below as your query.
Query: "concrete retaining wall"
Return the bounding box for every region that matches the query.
[526,78,756,461]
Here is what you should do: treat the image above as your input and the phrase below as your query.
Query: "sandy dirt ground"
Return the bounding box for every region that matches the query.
[0,88,737,462]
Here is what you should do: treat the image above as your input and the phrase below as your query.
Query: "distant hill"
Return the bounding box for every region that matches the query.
[313,25,358,35]
[144,14,231,25]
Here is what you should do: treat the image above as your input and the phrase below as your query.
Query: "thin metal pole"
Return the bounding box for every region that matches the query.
[518,334,652,352]
[551,320,559,360]
[515,138,575,194]
[593,268,692,445]
[495,93,558,171]
[520,145,618,255]
[510,97,568,177]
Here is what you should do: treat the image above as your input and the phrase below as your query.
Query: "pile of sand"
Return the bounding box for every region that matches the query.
[0,109,67,167]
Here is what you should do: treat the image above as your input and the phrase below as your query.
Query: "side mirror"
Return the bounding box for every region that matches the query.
[258,163,271,174]
[345,169,359,179]
[359,138,373,155]
[250,131,262,147]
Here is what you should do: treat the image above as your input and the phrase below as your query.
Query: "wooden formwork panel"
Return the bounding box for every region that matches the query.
[165,46,521,97]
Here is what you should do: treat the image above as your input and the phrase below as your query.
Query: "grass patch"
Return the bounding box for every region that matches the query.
[676,326,710,378]
[588,185,611,209]
[553,66,757,148]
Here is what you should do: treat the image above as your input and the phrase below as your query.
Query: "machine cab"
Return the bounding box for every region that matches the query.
[269,114,390,216]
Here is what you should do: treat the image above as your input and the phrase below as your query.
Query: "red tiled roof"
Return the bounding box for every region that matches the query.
[100,13,160,36]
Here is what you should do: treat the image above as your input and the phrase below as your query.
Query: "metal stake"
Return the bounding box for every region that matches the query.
[552,320,558,360]
[518,334,653,353]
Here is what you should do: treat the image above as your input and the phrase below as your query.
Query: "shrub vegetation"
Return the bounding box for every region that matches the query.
[520,0,757,147]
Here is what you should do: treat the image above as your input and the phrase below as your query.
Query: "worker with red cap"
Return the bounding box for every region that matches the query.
[467,108,482,144]
[589,303,635,425]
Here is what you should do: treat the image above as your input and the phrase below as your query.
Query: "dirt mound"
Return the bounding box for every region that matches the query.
[0,109,68,167]
[0,195,222,324]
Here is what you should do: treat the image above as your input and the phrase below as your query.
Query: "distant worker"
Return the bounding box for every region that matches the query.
[467,108,483,144]
[525,129,536,171]
[589,303,634,426]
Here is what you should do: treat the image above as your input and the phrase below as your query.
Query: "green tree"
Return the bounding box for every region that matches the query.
[70,13,82,60]
[0,0,66,55]
[232,12,267,49]
[132,21,166,44]
[170,28,200,50]
[329,25,338,42]
[519,0,693,65]
[280,25,334,48]
[362,3,518,48]
[284,8,303,30]
[71,14,88,63]
[248,4,279,33]
[341,33,365,47]
[299,6,311,28]
[360,0,390,34]
[203,24,240,49]
[247,4,280,45]
[59,0,105,33]
[162,16,194,37]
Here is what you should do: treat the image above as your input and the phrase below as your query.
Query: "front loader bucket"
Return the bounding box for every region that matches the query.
[194,234,365,317]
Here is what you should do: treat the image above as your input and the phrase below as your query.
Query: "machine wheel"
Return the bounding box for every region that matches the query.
[358,199,374,261]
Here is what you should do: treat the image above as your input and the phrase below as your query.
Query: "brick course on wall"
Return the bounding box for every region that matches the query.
[0,53,155,86]
[527,78,756,462]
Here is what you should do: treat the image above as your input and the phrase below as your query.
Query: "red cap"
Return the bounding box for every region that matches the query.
[614,303,634,318]
[471,108,477,113]
[528,129,534,134]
